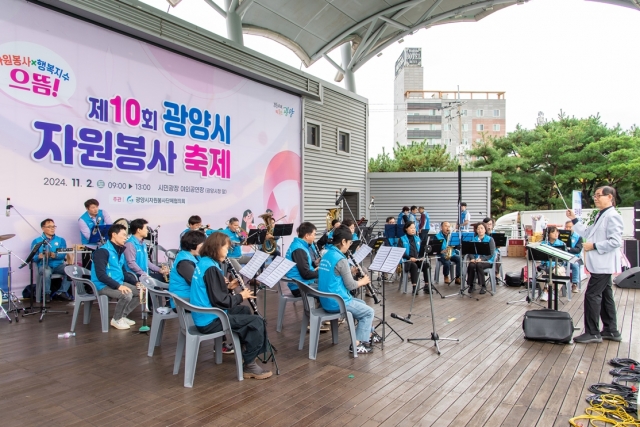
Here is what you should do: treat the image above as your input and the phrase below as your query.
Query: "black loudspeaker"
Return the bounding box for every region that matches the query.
[614,267,640,289]
[625,240,640,268]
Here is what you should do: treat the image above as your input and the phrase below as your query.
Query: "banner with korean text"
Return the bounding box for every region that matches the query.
[0,0,301,290]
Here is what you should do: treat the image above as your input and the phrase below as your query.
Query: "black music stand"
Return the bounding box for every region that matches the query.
[88,225,110,246]
[463,241,493,296]
[490,233,507,286]
[526,246,572,311]
[247,229,267,246]
[273,223,293,255]
[23,241,68,321]
[406,235,459,355]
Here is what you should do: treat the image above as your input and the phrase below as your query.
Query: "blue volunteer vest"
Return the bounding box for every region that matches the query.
[435,231,458,257]
[190,257,221,327]
[90,240,124,291]
[285,237,315,291]
[541,238,566,268]
[221,227,242,258]
[399,234,421,258]
[422,212,431,230]
[570,232,582,259]
[179,227,213,249]
[31,233,67,268]
[168,251,199,308]
[318,245,352,312]
[79,210,105,245]
[472,235,495,263]
[125,236,148,274]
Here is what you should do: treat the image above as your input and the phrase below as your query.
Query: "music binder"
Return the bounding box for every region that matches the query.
[256,256,295,288]
[351,245,372,264]
[369,246,406,274]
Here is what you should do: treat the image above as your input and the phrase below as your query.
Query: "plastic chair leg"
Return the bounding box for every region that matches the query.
[98,296,110,333]
[231,333,243,381]
[183,335,199,388]
[298,311,308,351]
[70,301,81,332]
[214,336,223,364]
[83,301,92,324]
[346,312,358,358]
[148,317,161,357]
[277,296,287,332]
[309,316,321,360]
[330,318,339,345]
[156,321,165,346]
[173,331,185,375]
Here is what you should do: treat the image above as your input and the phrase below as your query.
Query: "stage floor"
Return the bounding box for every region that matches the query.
[1,256,638,427]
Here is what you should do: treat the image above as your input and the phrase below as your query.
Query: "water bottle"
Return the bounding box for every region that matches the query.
[58,332,76,339]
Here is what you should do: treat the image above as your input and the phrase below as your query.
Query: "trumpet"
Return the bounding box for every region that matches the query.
[346,250,380,304]
[224,259,259,315]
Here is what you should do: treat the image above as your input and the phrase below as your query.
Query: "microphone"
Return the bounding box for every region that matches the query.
[335,188,347,206]
[369,197,375,209]
[390,313,413,325]
[5,198,10,217]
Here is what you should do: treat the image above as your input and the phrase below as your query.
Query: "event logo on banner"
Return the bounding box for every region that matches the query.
[0,0,302,290]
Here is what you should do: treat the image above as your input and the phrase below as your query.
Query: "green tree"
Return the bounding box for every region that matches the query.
[369,141,459,172]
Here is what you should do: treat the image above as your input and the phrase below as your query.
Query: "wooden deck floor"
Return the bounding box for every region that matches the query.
[1,256,638,427]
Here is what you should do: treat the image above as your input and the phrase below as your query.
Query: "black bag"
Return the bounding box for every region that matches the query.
[523,309,574,343]
[505,270,523,287]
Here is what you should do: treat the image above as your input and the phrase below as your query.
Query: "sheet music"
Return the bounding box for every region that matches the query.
[369,246,390,271]
[256,256,295,288]
[238,251,269,279]
[381,248,406,273]
[352,245,372,264]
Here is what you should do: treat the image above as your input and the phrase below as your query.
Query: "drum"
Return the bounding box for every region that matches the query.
[114,218,130,233]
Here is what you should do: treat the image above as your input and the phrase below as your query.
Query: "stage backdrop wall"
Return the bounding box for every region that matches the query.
[0,0,301,291]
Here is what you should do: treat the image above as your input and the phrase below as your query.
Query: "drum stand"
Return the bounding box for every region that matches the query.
[23,241,68,322]
[407,268,459,355]
[0,244,25,323]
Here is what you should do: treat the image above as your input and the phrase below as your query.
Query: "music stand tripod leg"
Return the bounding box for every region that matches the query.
[407,273,458,355]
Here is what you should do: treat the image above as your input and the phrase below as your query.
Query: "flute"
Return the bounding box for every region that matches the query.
[346,250,380,304]
[224,259,260,315]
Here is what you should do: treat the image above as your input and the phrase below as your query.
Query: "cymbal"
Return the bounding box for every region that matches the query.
[0,234,15,242]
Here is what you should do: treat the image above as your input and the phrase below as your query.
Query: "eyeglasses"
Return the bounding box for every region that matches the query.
[592,194,606,200]
[43,225,57,229]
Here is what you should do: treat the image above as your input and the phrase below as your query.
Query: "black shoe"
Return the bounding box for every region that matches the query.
[412,285,417,294]
[45,293,51,303]
[423,285,431,294]
[479,287,486,295]
[573,333,602,344]
[468,286,475,294]
[600,331,622,342]
[54,292,72,301]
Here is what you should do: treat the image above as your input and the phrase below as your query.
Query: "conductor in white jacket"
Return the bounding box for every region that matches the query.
[566,186,623,343]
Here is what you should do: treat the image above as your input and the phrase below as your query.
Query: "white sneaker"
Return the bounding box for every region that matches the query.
[111,318,130,330]
[122,317,136,326]
[539,292,548,302]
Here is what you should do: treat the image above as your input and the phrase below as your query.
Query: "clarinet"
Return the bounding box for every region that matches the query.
[224,258,260,316]
[311,241,321,267]
[346,250,380,304]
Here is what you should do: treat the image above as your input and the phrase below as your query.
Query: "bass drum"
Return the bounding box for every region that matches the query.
[114,218,131,234]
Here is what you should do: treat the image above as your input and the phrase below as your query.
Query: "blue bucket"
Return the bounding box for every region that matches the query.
[0,267,8,293]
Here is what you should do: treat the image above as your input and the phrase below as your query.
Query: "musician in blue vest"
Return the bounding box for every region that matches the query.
[435,221,461,285]
[124,218,169,282]
[565,220,584,293]
[169,230,205,307]
[31,218,72,302]
[78,198,112,268]
[465,223,496,294]
[459,202,471,231]
[190,232,271,379]
[317,219,340,251]
[398,221,431,294]
[410,206,419,224]
[318,225,379,354]
[397,206,411,225]
[179,215,214,249]
[537,225,568,301]
[285,222,318,297]
[91,223,140,330]
[221,217,251,273]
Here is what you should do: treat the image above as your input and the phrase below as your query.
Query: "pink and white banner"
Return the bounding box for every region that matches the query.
[0,0,301,290]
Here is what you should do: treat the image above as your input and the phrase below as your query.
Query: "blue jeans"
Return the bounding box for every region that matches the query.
[37,263,71,297]
[438,254,461,278]
[570,262,580,285]
[346,298,374,343]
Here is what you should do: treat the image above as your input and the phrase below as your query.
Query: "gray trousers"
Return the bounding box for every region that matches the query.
[98,283,140,320]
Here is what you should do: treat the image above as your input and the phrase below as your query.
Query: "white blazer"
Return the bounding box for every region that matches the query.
[573,207,623,274]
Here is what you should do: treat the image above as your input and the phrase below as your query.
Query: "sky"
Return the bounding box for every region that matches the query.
[140,0,640,158]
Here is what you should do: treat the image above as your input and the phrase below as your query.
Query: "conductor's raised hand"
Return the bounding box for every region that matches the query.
[566,209,576,220]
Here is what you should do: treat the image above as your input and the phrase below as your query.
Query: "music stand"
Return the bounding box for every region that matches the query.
[88,225,110,245]
[526,244,577,311]
[491,233,507,247]
[444,241,491,299]
[406,236,459,355]
[369,246,406,346]
[247,229,267,246]
[273,223,293,255]
[558,230,571,246]
[23,240,68,321]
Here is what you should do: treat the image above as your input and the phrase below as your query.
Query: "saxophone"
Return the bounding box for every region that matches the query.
[443,232,453,260]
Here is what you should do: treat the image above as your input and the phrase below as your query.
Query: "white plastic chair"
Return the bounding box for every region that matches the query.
[65,265,110,333]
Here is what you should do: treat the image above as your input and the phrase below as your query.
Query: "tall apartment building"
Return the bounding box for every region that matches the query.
[394,48,507,162]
